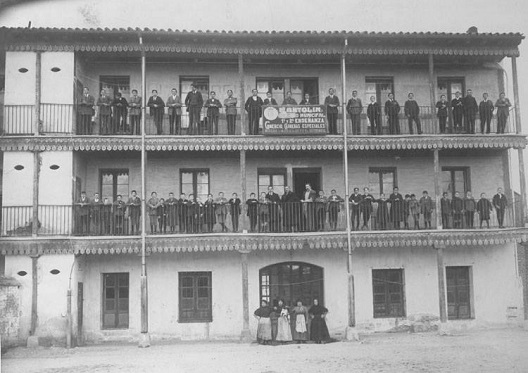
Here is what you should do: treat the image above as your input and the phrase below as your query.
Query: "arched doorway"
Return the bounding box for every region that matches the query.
[259,262,324,307]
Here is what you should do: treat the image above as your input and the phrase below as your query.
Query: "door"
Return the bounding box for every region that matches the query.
[102,273,129,329]
[437,78,465,130]
[292,168,321,198]
[446,266,471,320]
[77,282,83,346]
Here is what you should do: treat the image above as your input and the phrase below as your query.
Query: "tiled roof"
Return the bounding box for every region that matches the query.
[1,229,527,255]
[0,135,525,152]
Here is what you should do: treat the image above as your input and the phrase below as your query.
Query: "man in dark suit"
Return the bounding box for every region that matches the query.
[266,186,281,232]
[361,187,375,230]
[299,93,313,105]
[385,93,401,135]
[96,89,112,135]
[440,192,452,229]
[492,187,508,228]
[76,191,91,235]
[346,90,363,135]
[147,90,165,135]
[185,83,204,135]
[389,187,404,229]
[78,87,95,135]
[436,95,449,134]
[127,190,141,235]
[367,95,381,135]
[245,89,264,135]
[113,194,127,235]
[282,91,297,105]
[204,91,222,135]
[90,192,103,235]
[112,92,128,134]
[451,91,464,134]
[129,89,142,135]
[263,91,278,106]
[451,191,464,228]
[166,88,182,135]
[462,89,478,134]
[302,183,317,231]
[324,88,340,135]
[349,187,362,230]
[281,186,300,232]
[478,92,494,134]
[404,92,422,134]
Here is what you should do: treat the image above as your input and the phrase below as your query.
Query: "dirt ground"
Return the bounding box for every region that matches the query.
[2,328,528,373]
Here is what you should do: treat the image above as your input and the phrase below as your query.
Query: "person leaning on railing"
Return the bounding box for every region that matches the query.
[166,88,182,135]
[495,93,512,134]
[97,89,112,135]
[327,190,344,231]
[246,193,259,233]
[478,93,494,135]
[113,194,127,235]
[75,191,91,235]
[204,91,222,135]
[91,192,103,235]
[435,95,449,134]
[147,90,165,135]
[129,89,142,135]
[127,190,141,235]
[224,90,238,136]
[78,87,95,135]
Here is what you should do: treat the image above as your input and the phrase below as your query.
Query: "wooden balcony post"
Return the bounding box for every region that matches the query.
[35,51,41,136]
[240,150,247,231]
[240,250,251,341]
[30,252,40,336]
[238,55,246,136]
[428,54,436,134]
[433,149,442,229]
[341,41,355,329]
[139,35,150,348]
[434,243,447,324]
[32,151,40,236]
[512,56,526,225]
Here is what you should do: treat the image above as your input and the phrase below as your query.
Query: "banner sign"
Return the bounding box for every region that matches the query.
[262,105,327,135]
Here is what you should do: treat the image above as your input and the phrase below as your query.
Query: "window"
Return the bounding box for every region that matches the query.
[102,273,129,329]
[368,167,396,196]
[99,75,130,99]
[437,77,465,102]
[258,168,286,196]
[260,262,324,308]
[0,74,5,92]
[372,269,405,318]
[180,169,209,201]
[180,76,210,99]
[179,272,212,323]
[365,77,394,104]
[256,78,319,104]
[100,169,129,203]
[446,266,472,320]
[441,167,470,196]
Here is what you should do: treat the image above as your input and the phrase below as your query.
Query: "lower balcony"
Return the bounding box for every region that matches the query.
[1,201,523,238]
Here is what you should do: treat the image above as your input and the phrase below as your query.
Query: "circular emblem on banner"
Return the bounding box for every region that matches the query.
[264,106,279,120]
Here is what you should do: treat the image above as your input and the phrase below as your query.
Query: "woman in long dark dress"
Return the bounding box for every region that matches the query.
[309,298,330,344]
[254,299,272,345]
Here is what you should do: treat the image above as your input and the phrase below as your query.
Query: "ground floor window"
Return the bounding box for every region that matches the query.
[260,262,324,307]
[372,269,405,318]
[179,272,212,323]
[102,272,129,329]
[446,266,472,320]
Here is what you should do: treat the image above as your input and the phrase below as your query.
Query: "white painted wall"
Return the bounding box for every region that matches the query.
[4,51,36,105]
[41,52,74,105]
[2,151,34,206]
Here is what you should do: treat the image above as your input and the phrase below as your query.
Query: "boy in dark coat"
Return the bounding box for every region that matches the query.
[229,193,242,233]
[451,191,464,228]
[419,190,434,229]
[477,192,493,228]
[440,192,452,229]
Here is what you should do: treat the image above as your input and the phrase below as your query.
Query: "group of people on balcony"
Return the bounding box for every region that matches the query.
[77,85,512,137]
[74,184,509,236]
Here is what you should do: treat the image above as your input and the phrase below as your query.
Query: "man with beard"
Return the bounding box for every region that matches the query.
[266,186,281,232]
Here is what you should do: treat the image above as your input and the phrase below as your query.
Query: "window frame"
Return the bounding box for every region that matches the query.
[372,268,406,319]
[255,77,319,104]
[365,76,395,104]
[101,272,129,330]
[441,166,471,196]
[99,168,129,202]
[179,76,210,98]
[179,168,210,201]
[99,75,131,100]
[257,168,287,196]
[446,266,473,320]
[178,271,213,323]
[368,167,397,195]
[259,261,324,308]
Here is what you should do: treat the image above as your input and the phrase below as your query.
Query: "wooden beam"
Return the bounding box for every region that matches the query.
[512,56,526,225]
[435,244,447,323]
[240,251,251,340]
[30,253,39,335]
[238,54,246,136]
[428,54,436,134]
[433,149,442,229]
[35,52,41,136]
